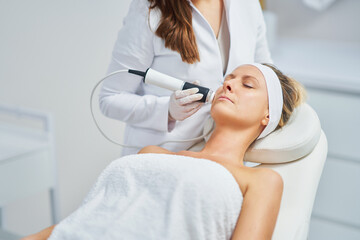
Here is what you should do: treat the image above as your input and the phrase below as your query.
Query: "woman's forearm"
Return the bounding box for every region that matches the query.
[21,225,56,240]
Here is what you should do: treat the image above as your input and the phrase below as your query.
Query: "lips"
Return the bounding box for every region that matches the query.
[218,95,233,103]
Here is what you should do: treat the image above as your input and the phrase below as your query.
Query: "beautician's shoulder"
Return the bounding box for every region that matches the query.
[138,145,174,154]
[126,0,160,28]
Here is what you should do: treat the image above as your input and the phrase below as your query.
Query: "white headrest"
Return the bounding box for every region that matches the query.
[204,103,321,164]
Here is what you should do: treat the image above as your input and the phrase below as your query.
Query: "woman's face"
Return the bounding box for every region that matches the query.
[211,64,269,130]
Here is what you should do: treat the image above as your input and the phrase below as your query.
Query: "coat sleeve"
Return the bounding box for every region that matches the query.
[99,0,174,133]
[254,3,274,64]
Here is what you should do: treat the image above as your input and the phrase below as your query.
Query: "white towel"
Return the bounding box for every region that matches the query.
[48,153,243,240]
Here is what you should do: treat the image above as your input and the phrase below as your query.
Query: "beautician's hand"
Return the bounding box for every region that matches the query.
[168,81,204,121]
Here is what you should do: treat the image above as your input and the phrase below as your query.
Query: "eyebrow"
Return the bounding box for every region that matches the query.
[242,75,259,85]
[224,73,235,80]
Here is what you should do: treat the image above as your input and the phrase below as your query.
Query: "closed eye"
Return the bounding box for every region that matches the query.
[243,84,253,88]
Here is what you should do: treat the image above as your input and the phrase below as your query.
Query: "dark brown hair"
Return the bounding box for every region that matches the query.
[263,63,306,130]
[148,0,200,64]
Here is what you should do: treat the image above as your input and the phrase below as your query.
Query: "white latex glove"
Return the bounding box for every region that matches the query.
[168,81,204,121]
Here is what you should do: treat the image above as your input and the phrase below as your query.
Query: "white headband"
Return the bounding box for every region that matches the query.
[248,63,283,139]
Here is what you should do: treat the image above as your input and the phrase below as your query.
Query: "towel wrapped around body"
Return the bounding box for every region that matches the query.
[49,153,243,240]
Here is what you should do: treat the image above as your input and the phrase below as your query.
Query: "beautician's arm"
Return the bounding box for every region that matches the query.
[99,0,174,133]
[231,169,283,239]
[21,225,56,240]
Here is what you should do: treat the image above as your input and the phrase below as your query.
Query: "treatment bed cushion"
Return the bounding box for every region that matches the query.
[201,103,321,164]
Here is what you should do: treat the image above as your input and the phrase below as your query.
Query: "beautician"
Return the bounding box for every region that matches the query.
[99,0,273,156]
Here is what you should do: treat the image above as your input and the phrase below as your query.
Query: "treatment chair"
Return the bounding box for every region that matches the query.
[189,103,327,240]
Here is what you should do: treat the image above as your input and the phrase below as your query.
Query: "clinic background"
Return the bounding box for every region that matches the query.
[0,0,359,239]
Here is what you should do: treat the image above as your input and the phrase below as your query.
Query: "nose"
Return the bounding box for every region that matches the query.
[223,80,232,92]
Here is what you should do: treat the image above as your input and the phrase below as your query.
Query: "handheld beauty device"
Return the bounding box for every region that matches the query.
[128,68,215,103]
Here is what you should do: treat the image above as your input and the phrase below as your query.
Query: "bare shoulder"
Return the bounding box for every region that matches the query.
[250,168,284,193]
[232,167,283,196]
[138,145,174,154]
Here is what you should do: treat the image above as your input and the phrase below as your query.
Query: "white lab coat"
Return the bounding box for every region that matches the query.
[99,0,273,156]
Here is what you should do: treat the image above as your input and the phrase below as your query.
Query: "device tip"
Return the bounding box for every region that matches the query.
[207,91,215,104]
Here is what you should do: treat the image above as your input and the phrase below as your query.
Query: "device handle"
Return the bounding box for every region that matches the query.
[182,82,209,103]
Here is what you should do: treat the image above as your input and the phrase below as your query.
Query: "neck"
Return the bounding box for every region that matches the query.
[198,125,255,167]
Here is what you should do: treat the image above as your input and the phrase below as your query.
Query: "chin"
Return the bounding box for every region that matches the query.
[211,103,237,124]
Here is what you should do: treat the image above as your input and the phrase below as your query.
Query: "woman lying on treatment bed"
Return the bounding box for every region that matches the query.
[23,63,305,240]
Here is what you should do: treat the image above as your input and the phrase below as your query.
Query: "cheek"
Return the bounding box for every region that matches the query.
[236,92,259,110]
[236,93,268,120]
[214,87,223,97]
[210,89,268,127]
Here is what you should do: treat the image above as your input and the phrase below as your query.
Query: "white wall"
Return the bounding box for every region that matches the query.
[0,0,132,236]
[267,0,360,42]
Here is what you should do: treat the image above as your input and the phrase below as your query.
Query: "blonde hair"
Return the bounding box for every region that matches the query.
[263,63,306,130]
